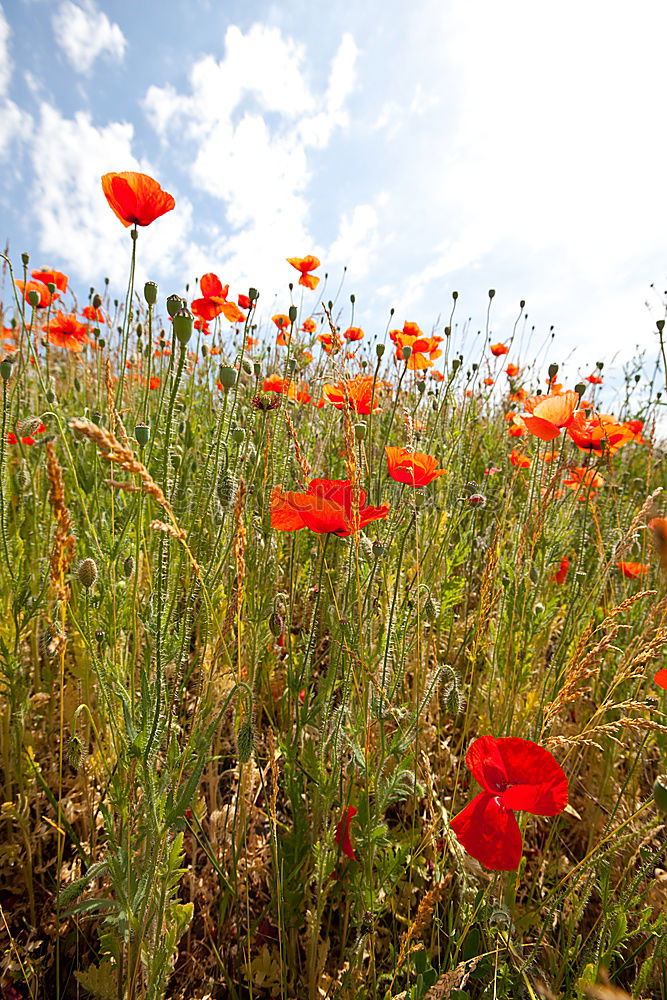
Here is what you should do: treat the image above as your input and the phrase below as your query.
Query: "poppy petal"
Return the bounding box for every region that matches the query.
[465,734,509,794]
[495,738,568,815]
[450,792,523,871]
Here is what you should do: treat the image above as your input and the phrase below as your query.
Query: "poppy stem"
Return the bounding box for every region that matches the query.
[115,226,138,410]
[0,376,14,581]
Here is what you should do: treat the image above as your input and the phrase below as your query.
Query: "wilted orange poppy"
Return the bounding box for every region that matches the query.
[385,447,445,487]
[509,449,530,468]
[15,279,56,308]
[562,466,604,492]
[617,561,649,579]
[490,343,509,357]
[271,479,389,536]
[101,171,175,227]
[31,268,68,293]
[520,390,579,442]
[45,312,89,352]
[344,326,364,342]
[505,364,520,377]
[286,255,321,289]
[323,375,388,415]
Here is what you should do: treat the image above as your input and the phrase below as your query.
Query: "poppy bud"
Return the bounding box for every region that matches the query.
[0,360,13,381]
[78,558,98,589]
[46,389,55,403]
[219,365,237,390]
[372,540,384,558]
[135,423,150,447]
[171,453,181,469]
[99,338,106,349]
[376,344,385,359]
[402,345,412,361]
[201,343,208,358]
[237,720,254,764]
[173,306,193,345]
[166,293,182,317]
[653,775,667,813]
[253,362,261,378]
[596,361,604,370]
[231,427,245,444]
[123,555,135,578]
[452,290,458,300]
[218,469,238,508]
[92,293,102,310]
[144,281,158,306]
[249,287,258,302]
[520,299,526,309]
[488,289,495,299]
[354,422,366,441]
[574,382,586,398]
[27,290,40,308]
[66,735,84,771]
[269,610,284,637]
[451,359,461,372]
[422,591,439,620]
[21,252,29,266]
[136,322,143,337]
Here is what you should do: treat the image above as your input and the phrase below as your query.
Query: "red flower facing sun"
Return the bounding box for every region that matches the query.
[270,479,389,536]
[450,735,568,871]
[45,312,90,352]
[385,446,446,487]
[287,255,321,289]
[191,273,246,324]
[101,171,175,228]
[323,375,388,415]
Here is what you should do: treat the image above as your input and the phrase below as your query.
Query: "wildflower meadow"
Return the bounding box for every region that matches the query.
[1,171,667,1000]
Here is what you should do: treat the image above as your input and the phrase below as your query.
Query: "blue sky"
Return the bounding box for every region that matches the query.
[1,0,666,385]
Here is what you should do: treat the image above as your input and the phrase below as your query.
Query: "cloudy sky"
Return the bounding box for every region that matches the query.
[1,0,666,381]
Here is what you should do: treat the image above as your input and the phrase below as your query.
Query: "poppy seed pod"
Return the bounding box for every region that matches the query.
[253,362,261,378]
[376,344,385,359]
[653,775,667,813]
[21,252,30,266]
[173,306,193,345]
[248,287,258,302]
[135,423,150,447]
[27,289,40,308]
[402,345,412,361]
[144,281,158,306]
[47,282,56,296]
[92,293,102,310]
[166,293,183,317]
[574,382,586,398]
[0,360,13,381]
[372,540,384,558]
[288,305,297,323]
[657,319,665,333]
[219,366,237,390]
[354,422,366,441]
[548,363,559,379]
[78,558,98,589]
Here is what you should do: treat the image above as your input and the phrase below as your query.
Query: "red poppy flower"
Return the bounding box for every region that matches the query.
[624,419,646,444]
[82,305,105,324]
[430,370,444,382]
[237,294,251,310]
[194,317,211,335]
[318,332,336,353]
[301,318,317,334]
[101,171,175,227]
[191,273,246,323]
[648,516,667,574]
[270,479,390,536]
[505,364,520,377]
[263,375,295,398]
[450,735,568,871]
[586,373,603,384]
[509,449,530,468]
[31,268,68,293]
[286,255,321,290]
[323,375,388,415]
[15,279,56,308]
[386,446,445,487]
[655,668,667,689]
[567,411,634,456]
[490,343,509,357]
[483,377,495,386]
[45,312,90,352]
[335,805,357,860]
[617,561,649,579]
[7,421,46,446]
[551,557,569,584]
[508,425,525,437]
[563,466,604,494]
[343,326,364,342]
[389,322,443,370]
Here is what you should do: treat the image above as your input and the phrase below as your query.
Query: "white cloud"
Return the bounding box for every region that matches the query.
[328,203,382,281]
[28,103,193,288]
[0,5,33,165]
[143,24,359,297]
[51,0,126,75]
